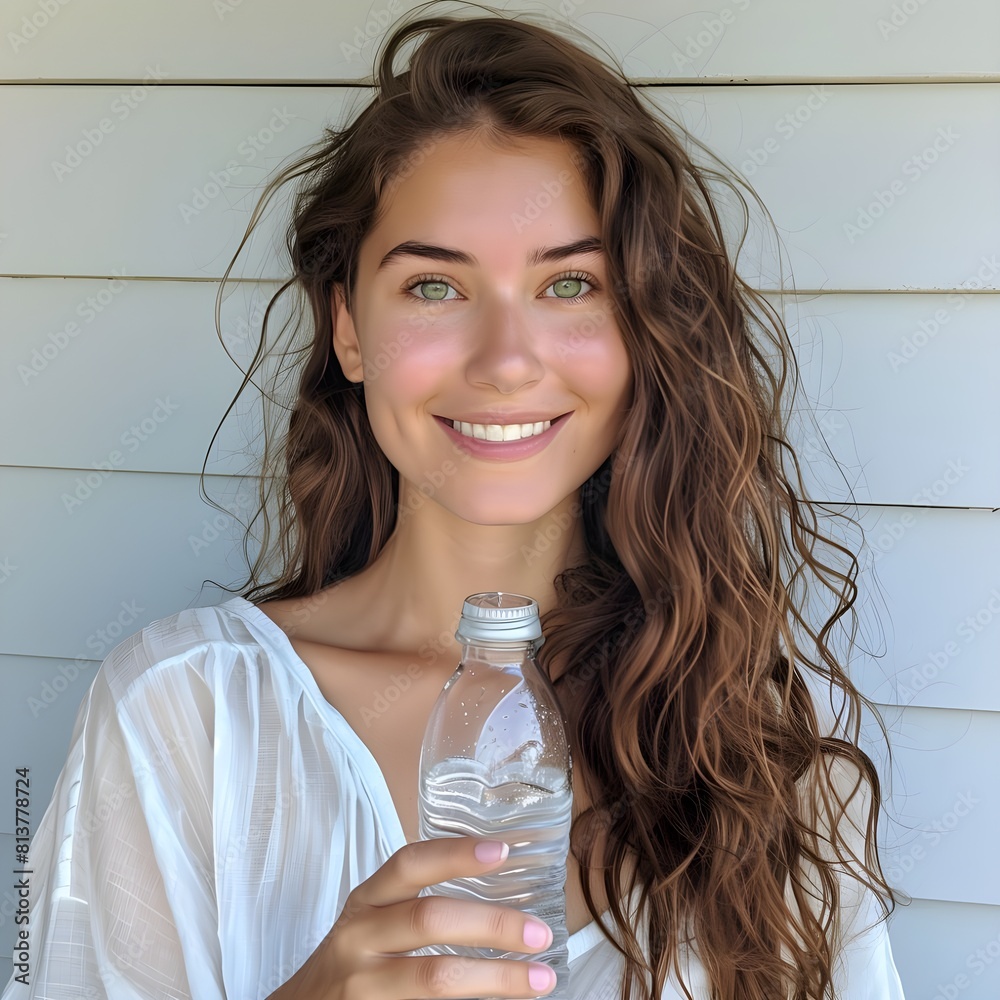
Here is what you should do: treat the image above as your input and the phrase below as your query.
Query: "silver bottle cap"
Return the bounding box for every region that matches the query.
[455,592,544,645]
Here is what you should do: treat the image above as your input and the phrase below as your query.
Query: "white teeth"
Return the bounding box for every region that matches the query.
[453,419,551,442]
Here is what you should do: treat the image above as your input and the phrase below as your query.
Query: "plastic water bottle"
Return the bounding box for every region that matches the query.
[417,592,573,999]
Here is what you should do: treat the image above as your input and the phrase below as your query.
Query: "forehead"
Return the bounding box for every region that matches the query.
[368,133,598,250]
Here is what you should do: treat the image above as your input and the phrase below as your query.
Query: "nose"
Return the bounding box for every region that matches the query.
[465,300,545,394]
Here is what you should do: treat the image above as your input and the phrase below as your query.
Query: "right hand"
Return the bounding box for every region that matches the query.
[267,836,558,999]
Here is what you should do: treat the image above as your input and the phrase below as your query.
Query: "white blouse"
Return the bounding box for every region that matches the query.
[2,597,906,999]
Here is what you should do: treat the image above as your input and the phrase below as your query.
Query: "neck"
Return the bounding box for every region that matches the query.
[335,477,589,671]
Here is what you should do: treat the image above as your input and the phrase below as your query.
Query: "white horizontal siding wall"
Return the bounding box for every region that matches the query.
[1,0,998,994]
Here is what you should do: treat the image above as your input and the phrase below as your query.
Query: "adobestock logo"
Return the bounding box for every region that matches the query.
[17,270,128,385]
[7,0,75,54]
[50,67,169,181]
[888,254,1000,372]
[843,126,960,244]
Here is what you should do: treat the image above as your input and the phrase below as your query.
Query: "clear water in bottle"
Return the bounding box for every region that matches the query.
[418,757,572,998]
[416,592,573,1000]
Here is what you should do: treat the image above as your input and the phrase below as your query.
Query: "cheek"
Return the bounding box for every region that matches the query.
[551,322,632,398]
[362,329,449,402]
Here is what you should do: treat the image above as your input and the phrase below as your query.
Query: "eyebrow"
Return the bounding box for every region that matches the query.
[375,236,604,272]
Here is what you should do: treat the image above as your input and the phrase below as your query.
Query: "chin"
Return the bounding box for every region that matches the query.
[446,496,564,528]
[459,509,553,528]
[455,502,577,536]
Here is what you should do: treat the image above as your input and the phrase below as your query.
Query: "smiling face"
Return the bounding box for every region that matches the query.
[332,130,633,527]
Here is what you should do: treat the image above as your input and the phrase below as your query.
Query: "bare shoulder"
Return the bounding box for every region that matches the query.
[255,586,352,644]
[254,594,304,632]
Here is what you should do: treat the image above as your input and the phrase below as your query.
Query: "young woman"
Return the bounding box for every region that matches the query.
[4,6,906,999]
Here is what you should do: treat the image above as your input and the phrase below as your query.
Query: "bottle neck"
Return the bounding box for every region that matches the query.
[457,639,540,666]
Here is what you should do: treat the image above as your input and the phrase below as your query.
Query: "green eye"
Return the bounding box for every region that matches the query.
[403,271,597,303]
[417,280,450,300]
[551,277,583,298]
[543,272,595,300]
[404,276,458,301]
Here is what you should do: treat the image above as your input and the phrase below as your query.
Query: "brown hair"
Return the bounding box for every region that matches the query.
[205,4,897,996]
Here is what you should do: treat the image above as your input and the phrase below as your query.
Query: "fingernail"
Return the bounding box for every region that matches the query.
[474,840,508,863]
[528,964,555,992]
[523,920,552,949]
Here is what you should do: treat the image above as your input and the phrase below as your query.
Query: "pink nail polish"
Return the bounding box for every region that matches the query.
[528,964,555,992]
[474,839,508,863]
[523,920,551,949]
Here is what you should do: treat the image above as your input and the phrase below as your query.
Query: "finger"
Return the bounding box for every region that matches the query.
[364,895,554,957]
[353,954,558,999]
[359,837,511,908]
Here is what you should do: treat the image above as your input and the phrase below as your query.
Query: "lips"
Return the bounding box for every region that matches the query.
[434,412,571,460]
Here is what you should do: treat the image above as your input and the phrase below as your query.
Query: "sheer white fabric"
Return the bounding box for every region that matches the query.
[2,597,906,999]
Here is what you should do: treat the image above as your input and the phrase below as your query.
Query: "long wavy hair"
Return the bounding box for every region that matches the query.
[204,4,897,997]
